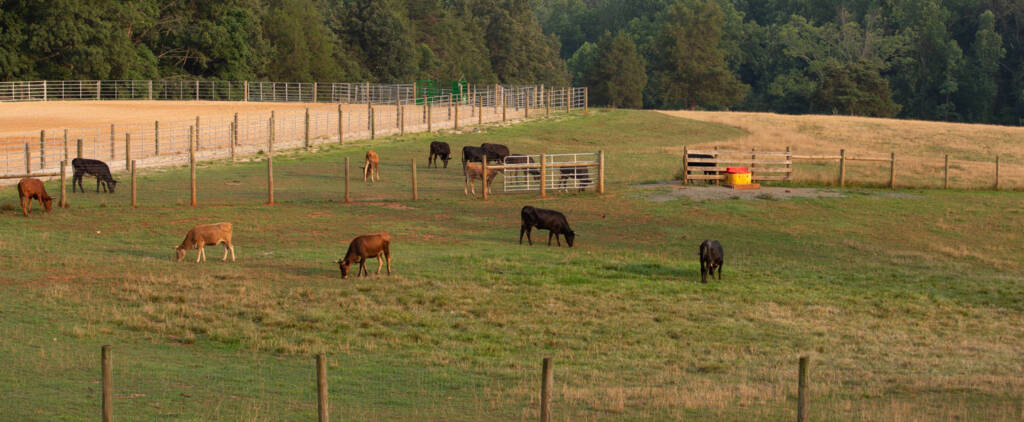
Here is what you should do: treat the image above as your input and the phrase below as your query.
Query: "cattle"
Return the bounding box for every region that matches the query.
[463,162,502,197]
[429,141,451,168]
[175,222,236,263]
[16,178,53,217]
[699,240,724,283]
[72,158,118,193]
[686,153,717,184]
[481,143,510,163]
[520,206,575,247]
[336,233,391,278]
[505,155,540,179]
[363,150,380,183]
[428,141,452,167]
[462,146,486,168]
[558,166,591,192]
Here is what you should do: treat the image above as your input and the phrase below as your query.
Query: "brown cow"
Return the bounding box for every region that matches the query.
[16,178,53,217]
[463,162,503,197]
[175,222,236,263]
[336,233,391,278]
[363,150,380,183]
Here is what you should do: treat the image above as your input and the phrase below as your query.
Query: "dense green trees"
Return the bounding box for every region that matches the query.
[585,32,646,108]
[536,0,1024,124]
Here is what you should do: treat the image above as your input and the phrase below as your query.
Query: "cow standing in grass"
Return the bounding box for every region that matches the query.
[520,206,575,247]
[429,141,451,168]
[16,178,53,217]
[337,233,391,278]
[464,162,502,197]
[72,158,118,193]
[176,222,236,263]
[480,143,510,163]
[363,150,380,183]
[699,240,723,283]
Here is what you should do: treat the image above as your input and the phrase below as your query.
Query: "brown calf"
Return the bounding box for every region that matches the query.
[363,150,380,183]
[16,178,53,217]
[175,222,236,263]
[463,162,503,197]
[337,233,391,278]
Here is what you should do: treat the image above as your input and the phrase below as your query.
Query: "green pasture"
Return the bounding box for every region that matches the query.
[0,110,1021,420]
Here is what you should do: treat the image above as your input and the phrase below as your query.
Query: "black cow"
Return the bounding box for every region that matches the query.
[429,141,451,168]
[558,166,590,192]
[686,153,717,184]
[520,206,575,247]
[481,143,510,163]
[72,158,118,193]
[462,146,486,173]
[506,155,540,179]
[699,240,724,283]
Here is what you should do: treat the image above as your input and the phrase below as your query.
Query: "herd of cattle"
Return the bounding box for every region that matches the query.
[12,141,725,283]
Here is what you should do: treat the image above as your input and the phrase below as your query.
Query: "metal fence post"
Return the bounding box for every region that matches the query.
[305,108,311,150]
[189,126,196,207]
[110,124,115,160]
[540,153,547,198]
[39,130,45,169]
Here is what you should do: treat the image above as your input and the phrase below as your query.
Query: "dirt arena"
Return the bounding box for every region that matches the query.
[0,101,374,134]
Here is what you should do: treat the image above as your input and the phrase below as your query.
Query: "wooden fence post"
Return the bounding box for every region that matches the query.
[598,150,605,194]
[268,117,274,205]
[411,158,418,201]
[525,87,530,119]
[233,112,239,149]
[540,357,553,422]
[130,160,136,207]
[584,87,589,114]
[502,93,507,122]
[540,153,547,198]
[77,139,83,159]
[786,146,792,182]
[110,124,115,160]
[59,160,67,208]
[313,82,318,103]
[944,154,949,189]
[304,108,311,150]
[478,98,483,125]
[63,129,68,163]
[546,91,551,117]
[39,130,46,169]
[427,101,433,132]
[125,134,131,170]
[839,149,846,187]
[229,122,235,160]
[889,152,896,190]
[565,88,570,113]
[797,356,809,422]
[24,143,30,174]
[102,345,113,422]
[154,121,160,156]
[338,105,344,144]
[344,157,351,203]
[316,353,329,422]
[481,156,489,200]
[995,155,1000,190]
[189,126,196,207]
[195,116,200,150]
[682,146,689,184]
[147,80,152,100]
[400,103,405,135]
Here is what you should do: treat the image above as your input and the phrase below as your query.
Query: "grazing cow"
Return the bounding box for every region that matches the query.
[462,146,486,169]
[175,222,236,263]
[505,155,540,179]
[481,143,510,163]
[686,153,717,184]
[558,166,591,192]
[363,150,380,182]
[429,141,452,168]
[336,233,391,278]
[16,178,53,217]
[520,206,575,247]
[699,240,724,283]
[463,162,503,197]
[72,158,118,193]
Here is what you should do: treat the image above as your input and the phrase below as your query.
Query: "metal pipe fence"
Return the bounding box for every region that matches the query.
[0,84,588,177]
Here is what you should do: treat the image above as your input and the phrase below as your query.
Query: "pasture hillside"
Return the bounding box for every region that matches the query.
[0,110,1021,421]
[664,110,1024,190]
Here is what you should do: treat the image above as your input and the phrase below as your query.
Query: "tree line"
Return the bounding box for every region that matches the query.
[2,0,1021,124]
[0,0,569,86]
[536,0,1024,125]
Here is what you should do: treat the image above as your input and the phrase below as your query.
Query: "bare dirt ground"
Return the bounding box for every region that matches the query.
[0,101,367,134]
[637,181,843,202]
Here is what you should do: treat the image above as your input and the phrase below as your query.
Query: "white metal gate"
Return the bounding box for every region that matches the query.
[502,153,599,193]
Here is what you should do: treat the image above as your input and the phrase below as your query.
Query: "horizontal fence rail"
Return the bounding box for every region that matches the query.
[0,83,588,177]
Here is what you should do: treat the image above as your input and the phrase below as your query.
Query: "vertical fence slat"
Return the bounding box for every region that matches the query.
[101,345,112,422]
[316,353,328,422]
[798,356,809,422]
[540,357,553,422]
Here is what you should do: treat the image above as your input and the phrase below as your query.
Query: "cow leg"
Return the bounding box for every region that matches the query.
[717,263,722,280]
[96,178,101,192]
[359,258,368,277]
[384,249,391,275]
[196,244,203,262]
[519,225,527,244]
[555,233,561,247]
[526,227,533,245]
[375,165,380,181]
[21,195,29,217]
[222,242,230,261]
[547,231,553,246]
[443,158,448,169]
[700,260,707,283]
[228,242,236,262]
[376,255,383,274]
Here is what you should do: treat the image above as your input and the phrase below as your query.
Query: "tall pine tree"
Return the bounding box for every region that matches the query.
[585,31,646,108]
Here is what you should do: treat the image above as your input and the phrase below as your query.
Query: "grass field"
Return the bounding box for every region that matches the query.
[1,109,1022,420]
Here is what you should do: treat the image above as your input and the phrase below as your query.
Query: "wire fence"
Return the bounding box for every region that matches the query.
[0,84,588,177]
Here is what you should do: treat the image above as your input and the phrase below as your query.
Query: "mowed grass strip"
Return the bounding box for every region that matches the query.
[0,110,1021,421]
